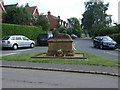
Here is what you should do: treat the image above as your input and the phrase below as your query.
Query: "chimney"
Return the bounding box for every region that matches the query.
[48,11,51,15]
[58,16,60,19]
[61,20,63,25]
[57,16,61,23]
[25,3,29,7]
[63,21,66,26]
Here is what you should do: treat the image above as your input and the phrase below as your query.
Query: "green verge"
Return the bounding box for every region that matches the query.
[1,50,119,67]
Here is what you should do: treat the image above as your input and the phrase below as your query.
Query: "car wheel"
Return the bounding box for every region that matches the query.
[100,44,104,50]
[13,44,18,50]
[93,43,96,48]
[30,43,34,48]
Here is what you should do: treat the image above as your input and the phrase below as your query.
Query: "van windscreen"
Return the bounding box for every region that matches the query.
[38,34,48,39]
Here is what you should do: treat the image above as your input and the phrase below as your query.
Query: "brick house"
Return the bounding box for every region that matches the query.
[45,11,61,30]
[0,0,6,22]
[1,1,66,28]
[4,3,18,10]
[25,3,39,17]
[2,2,39,25]
[25,3,39,25]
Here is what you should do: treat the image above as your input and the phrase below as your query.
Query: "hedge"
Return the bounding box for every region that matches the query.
[2,23,43,40]
[110,33,120,44]
[93,26,119,37]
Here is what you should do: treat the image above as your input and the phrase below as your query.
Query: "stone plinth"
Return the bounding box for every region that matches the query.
[47,39,74,56]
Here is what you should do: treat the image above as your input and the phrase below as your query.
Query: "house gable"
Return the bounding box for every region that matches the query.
[4,3,18,10]
[25,3,39,16]
[33,8,39,16]
[46,11,61,30]
[0,1,6,13]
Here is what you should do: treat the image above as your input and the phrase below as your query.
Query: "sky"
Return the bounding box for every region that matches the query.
[3,0,119,24]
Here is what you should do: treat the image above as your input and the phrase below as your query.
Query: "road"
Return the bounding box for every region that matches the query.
[74,38,119,60]
[1,38,119,60]
[1,46,48,56]
[2,67,118,88]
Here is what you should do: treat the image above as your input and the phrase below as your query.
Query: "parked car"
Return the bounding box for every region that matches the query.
[93,36,117,49]
[71,34,78,39]
[37,33,53,45]
[2,35,35,50]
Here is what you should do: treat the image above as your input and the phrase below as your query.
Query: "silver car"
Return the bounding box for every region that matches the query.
[2,35,35,50]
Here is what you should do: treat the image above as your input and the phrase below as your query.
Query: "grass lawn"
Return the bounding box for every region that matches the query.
[1,51,119,67]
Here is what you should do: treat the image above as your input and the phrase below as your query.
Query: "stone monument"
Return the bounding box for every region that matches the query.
[47,28,74,56]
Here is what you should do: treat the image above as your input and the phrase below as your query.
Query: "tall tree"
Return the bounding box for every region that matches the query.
[33,15,50,33]
[2,6,32,25]
[82,1,112,37]
[72,18,82,37]
[68,17,82,37]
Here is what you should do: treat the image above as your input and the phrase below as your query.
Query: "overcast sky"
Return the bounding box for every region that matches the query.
[3,0,119,24]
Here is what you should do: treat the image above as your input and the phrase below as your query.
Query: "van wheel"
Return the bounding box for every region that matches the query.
[30,43,34,48]
[13,44,18,50]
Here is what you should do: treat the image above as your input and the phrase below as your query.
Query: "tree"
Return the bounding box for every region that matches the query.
[33,15,50,33]
[82,10,94,37]
[67,17,82,37]
[72,18,82,37]
[2,6,32,25]
[82,1,112,37]
[57,26,66,33]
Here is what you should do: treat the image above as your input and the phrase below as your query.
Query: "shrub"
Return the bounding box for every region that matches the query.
[110,33,120,44]
[2,23,43,40]
[62,30,67,34]
[58,26,66,33]
[93,27,118,37]
[66,28,73,35]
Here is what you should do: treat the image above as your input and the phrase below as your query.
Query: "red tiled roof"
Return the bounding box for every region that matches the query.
[4,3,18,9]
[25,6,37,14]
[0,2,6,13]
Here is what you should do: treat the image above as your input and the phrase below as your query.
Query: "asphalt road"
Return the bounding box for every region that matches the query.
[73,38,119,60]
[1,46,48,56]
[1,38,119,60]
[2,68,118,88]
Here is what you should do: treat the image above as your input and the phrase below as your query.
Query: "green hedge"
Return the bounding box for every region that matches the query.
[110,33,120,44]
[93,27,119,37]
[2,23,43,40]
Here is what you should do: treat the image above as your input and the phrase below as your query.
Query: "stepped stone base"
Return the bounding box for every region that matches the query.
[47,39,74,56]
[31,53,87,59]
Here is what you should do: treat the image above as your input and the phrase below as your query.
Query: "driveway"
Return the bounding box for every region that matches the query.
[74,38,119,60]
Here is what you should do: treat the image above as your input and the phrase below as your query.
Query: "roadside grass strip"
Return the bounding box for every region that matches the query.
[1,51,119,67]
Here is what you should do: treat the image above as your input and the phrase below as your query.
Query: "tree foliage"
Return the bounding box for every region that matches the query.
[82,1,112,37]
[33,15,50,32]
[67,17,82,37]
[2,6,32,25]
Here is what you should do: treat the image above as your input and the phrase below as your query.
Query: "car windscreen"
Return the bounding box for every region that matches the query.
[38,34,48,39]
[103,37,112,41]
[2,36,10,40]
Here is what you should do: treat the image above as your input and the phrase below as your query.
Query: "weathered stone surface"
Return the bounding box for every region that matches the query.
[52,28,72,40]
[31,53,87,59]
[47,28,74,56]
[47,39,74,56]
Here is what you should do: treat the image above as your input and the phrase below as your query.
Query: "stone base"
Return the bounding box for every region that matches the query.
[31,53,87,59]
[47,39,74,56]
[47,50,74,56]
